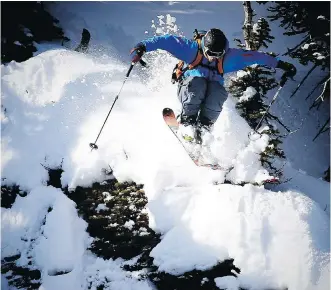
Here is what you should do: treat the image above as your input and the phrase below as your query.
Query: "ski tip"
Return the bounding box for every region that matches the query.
[263,178,280,184]
[162,108,173,116]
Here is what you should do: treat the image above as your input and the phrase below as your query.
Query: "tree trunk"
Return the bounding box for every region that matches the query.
[243,1,254,50]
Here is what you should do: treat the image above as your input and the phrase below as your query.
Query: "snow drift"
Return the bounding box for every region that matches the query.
[1,47,330,290]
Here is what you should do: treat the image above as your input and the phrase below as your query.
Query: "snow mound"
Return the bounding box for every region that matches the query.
[1,186,88,279]
[1,47,329,290]
[2,48,274,191]
[148,184,330,290]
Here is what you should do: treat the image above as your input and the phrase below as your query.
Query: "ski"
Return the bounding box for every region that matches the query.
[162,108,223,170]
[260,177,280,185]
[163,108,280,186]
[221,177,280,187]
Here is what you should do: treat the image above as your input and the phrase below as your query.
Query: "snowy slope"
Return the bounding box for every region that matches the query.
[2,44,330,290]
[2,3,330,290]
[1,48,278,191]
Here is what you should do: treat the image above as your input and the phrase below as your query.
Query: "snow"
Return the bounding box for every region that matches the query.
[2,46,329,289]
[102,192,114,202]
[238,86,257,102]
[2,48,274,190]
[302,44,311,50]
[226,130,272,184]
[166,14,176,25]
[1,2,330,290]
[236,70,249,78]
[1,186,88,276]
[124,220,135,230]
[317,15,326,20]
[148,184,329,289]
[313,52,326,60]
[83,256,154,290]
[95,204,109,213]
[215,276,239,290]
[252,22,259,34]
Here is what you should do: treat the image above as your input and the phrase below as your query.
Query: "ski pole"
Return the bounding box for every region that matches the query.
[89,62,139,151]
[253,85,283,134]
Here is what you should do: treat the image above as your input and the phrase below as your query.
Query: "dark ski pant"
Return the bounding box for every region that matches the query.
[177,76,228,125]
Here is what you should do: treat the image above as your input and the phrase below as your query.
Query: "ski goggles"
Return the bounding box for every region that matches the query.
[203,47,225,58]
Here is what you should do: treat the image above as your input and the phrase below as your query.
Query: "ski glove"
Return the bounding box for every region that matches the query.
[277,60,297,86]
[130,43,146,64]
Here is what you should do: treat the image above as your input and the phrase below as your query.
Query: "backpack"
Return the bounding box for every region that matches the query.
[171,29,224,84]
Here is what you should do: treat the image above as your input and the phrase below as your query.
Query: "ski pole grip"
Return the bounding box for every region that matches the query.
[139,59,147,67]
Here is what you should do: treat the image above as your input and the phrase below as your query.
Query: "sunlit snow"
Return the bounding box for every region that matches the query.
[1,4,330,290]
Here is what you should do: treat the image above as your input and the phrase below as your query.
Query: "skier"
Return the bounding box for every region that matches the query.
[130,28,296,142]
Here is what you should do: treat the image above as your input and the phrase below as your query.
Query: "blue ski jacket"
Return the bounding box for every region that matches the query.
[139,34,279,85]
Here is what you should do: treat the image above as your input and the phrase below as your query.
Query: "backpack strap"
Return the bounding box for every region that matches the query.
[187,39,204,69]
[217,57,224,76]
[171,40,203,83]
[175,61,185,79]
[171,38,225,83]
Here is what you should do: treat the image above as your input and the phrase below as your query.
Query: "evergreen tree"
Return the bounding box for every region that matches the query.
[252,18,275,49]
[266,1,330,138]
[228,2,286,175]
[1,1,69,63]
[266,1,330,180]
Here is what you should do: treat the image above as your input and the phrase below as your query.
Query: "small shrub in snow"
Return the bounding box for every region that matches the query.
[1,2,69,63]
[65,179,160,260]
[1,184,27,208]
[142,259,240,290]
[1,254,41,290]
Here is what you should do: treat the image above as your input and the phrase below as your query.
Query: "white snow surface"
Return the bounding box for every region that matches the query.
[1,49,275,191]
[215,276,240,290]
[1,186,88,288]
[149,184,329,290]
[238,86,257,102]
[1,6,330,290]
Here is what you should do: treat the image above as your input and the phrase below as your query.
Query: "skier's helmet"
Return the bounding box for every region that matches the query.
[202,28,229,58]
